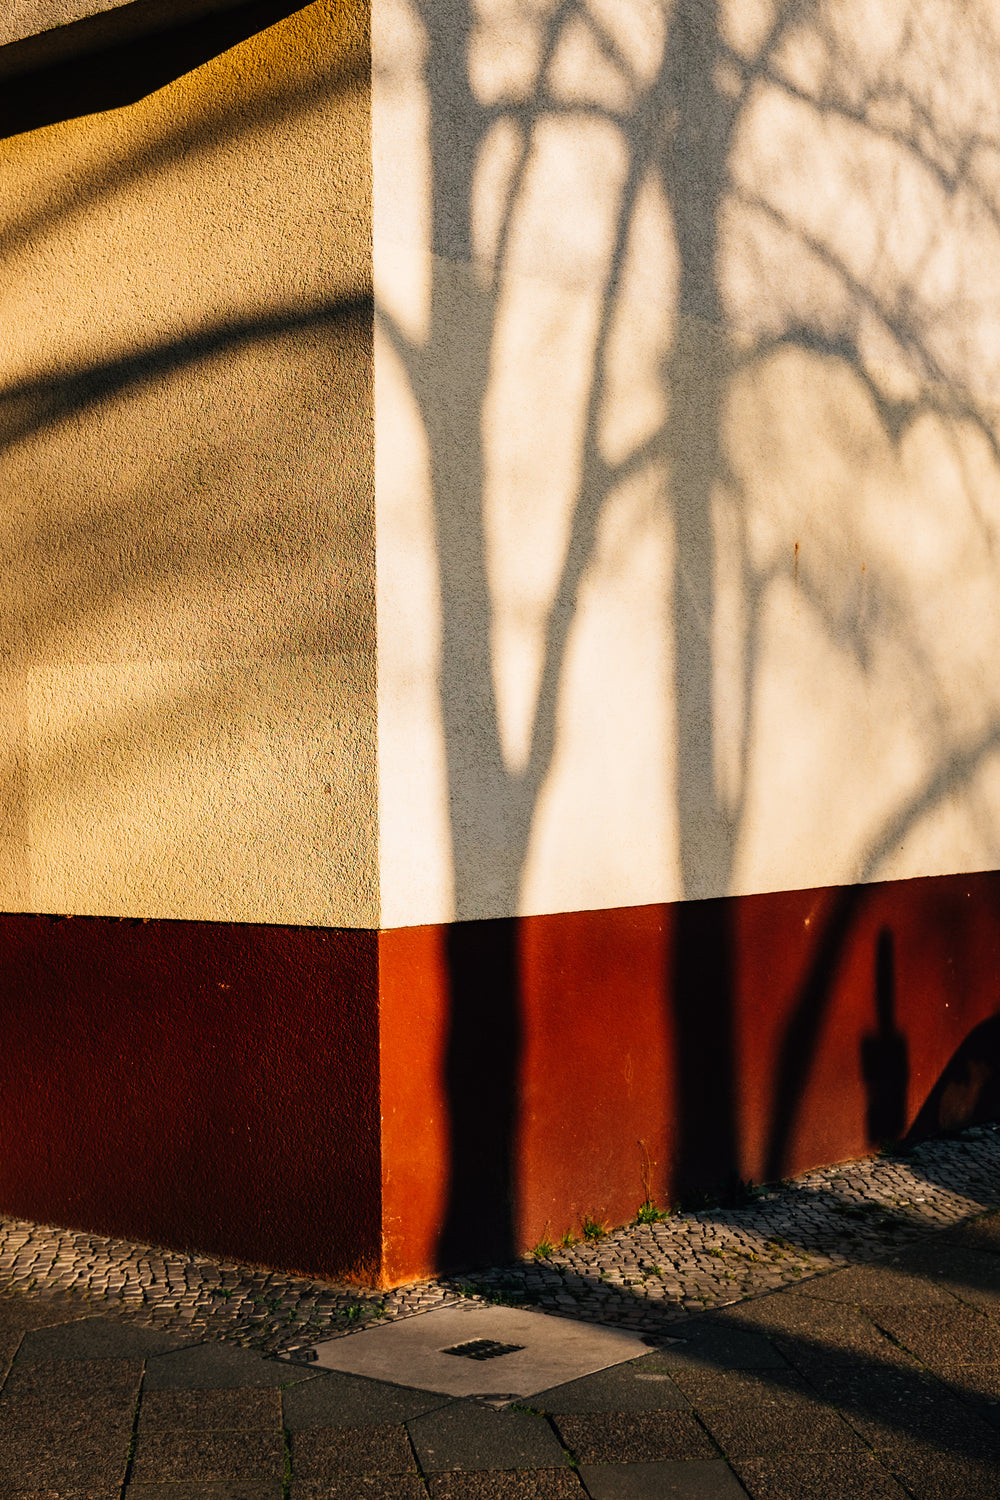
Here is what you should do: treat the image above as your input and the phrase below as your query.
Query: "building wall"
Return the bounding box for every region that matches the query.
[1,0,377,927]
[375,0,1000,928]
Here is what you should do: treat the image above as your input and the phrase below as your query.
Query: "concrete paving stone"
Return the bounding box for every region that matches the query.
[696,1404,867,1459]
[933,1361,1000,1408]
[0,1391,136,1433]
[425,1468,585,1496]
[867,1305,1000,1366]
[2,1358,144,1398]
[531,1359,691,1414]
[16,1317,187,1362]
[730,1453,908,1499]
[644,1324,790,1371]
[722,1298,913,1367]
[841,1380,1000,1456]
[289,1481,427,1498]
[130,1430,285,1483]
[0,1296,86,1332]
[127,1488,282,1499]
[407,1401,568,1472]
[790,1261,958,1305]
[891,1244,1000,1312]
[0,1428,129,1488]
[290,1425,417,1478]
[143,1342,314,1389]
[282,1371,448,1429]
[668,1368,812,1408]
[941,1212,1000,1253]
[6,1490,122,1499]
[137,1386,281,1430]
[576,1459,747,1498]
[877,1436,1000,1499]
[551,1412,717,1463]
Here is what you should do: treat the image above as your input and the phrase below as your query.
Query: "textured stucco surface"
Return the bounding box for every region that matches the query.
[2,0,377,925]
[374,0,1000,927]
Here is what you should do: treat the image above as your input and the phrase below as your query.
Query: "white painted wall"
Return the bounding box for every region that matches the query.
[375,0,1000,926]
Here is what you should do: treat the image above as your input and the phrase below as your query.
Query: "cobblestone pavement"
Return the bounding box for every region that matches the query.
[0,1124,997,1357]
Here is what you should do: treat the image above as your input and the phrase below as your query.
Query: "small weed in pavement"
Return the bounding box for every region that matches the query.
[635,1201,670,1224]
[582,1214,609,1241]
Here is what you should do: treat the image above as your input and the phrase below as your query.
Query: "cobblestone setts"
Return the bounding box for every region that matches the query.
[0,1126,997,1357]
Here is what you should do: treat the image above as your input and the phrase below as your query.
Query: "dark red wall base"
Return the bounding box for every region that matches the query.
[379,870,1000,1284]
[0,916,381,1282]
[2,869,999,1288]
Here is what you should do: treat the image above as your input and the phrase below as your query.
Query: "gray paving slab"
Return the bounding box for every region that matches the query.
[0,1427,130,1488]
[0,1294,88,1331]
[667,1368,811,1408]
[129,1429,286,1483]
[6,1489,122,1500]
[577,1460,747,1498]
[137,1385,281,1429]
[877,1437,1000,1499]
[128,1487,283,1499]
[283,1369,449,1428]
[639,1324,790,1371]
[2,1356,144,1397]
[721,1297,918,1369]
[0,1389,136,1432]
[789,1259,957,1305]
[866,1304,1000,1366]
[696,1404,867,1459]
[15,1314,186,1361]
[407,1400,568,1472]
[731,1452,909,1499]
[426,1468,585,1496]
[289,1424,417,1478]
[551,1411,717,1463]
[532,1357,691,1413]
[143,1340,314,1388]
[288,1481,427,1499]
[892,1243,1000,1312]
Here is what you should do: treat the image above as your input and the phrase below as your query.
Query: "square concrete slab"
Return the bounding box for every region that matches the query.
[129,1430,285,1483]
[16,1316,187,1361]
[577,1459,747,1498]
[307,1306,647,1400]
[551,1412,716,1464]
[407,1400,567,1472]
[283,1370,448,1429]
[425,1469,586,1497]
[138,1387,282,1431]
[290,1425,417,1478]
[731,1452,909,1499]
[128,1486,282,1500]
[128,1487,282,1500]
[288,1481,427,1499]
[532,1359,691,1414]
[144,1342,315,1389]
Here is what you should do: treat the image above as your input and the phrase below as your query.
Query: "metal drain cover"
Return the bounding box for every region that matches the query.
[443,1338,525,1360]
[304,1302,647,1400]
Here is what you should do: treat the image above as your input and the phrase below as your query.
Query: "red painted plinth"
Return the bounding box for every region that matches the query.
[2,870,1000,1287]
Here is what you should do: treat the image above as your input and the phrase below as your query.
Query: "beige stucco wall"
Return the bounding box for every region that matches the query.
[375,0,1000,926]
[1,0,377,925]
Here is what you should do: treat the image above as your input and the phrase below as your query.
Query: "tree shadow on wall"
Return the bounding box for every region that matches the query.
[376,0,1000,1263]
